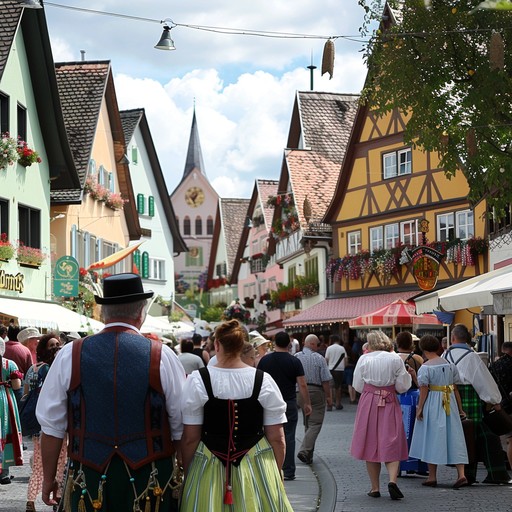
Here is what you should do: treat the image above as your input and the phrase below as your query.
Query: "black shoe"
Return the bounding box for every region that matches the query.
[367,491,381,498]
[284,475,296,481]
[482,478,512,485]
[297,452,312,465]
[388,482,404,500]
[0,476,13,485]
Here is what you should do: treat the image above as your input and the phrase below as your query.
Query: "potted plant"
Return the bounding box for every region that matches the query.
[105,191,126,210]
[16,139,42,167]
[0,133,19,170]
[0,233,15,261]
[16,244,47,268]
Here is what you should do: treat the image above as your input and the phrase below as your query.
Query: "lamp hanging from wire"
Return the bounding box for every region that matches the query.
[155,24,176,51]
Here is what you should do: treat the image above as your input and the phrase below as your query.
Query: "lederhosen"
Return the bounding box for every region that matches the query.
[198,367,264,505]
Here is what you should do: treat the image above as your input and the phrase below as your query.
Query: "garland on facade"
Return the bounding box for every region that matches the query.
[327,237,488,282]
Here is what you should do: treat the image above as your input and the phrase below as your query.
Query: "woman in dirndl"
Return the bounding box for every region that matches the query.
[0,338,24,484]
[180,320,293,511]
[350,331,412,500]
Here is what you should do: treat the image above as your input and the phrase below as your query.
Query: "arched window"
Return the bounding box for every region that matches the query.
[207,216,214,235]
[184,216,191,235]
[195,216,203,235]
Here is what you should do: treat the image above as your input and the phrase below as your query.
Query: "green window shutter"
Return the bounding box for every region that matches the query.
[133,249,141,272]
[141,251,149,278]
[137,193,145,214]
[148,196,155,217]
[132,147,138,164]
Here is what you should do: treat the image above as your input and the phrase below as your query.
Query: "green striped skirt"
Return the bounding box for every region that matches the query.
[180,438,293,512]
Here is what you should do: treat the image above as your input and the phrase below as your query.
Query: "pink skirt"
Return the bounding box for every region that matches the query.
[350,383,408,463]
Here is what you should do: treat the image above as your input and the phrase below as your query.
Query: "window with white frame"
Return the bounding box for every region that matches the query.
[456,210,474,240]
[383,148,412,179]
[370,226,383,252]
[149,258,165,280]
[385,223,399,249]
[437,213,455,242]
[401,219,418,245]
[348,231,361,255]
[437,210,474,241]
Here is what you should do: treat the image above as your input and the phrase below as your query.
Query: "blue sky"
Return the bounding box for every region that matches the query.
[44,0,373,197]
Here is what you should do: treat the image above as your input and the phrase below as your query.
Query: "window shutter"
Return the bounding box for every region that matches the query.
[133,249,141,272]
[137,193,145,214]
[142,251,149,278]
[148,196,155,217]
[70,224,77,259]
[98,165,105,186]
[88,159,96,175]
[132,147,138,164]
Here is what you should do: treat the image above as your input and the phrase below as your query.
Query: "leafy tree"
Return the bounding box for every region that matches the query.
[202,305,225,322]
[359,0,512,215]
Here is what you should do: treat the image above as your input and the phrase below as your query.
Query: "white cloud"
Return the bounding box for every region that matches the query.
[45,0,370,198]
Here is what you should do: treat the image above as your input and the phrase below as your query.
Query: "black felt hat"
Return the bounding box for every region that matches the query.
[94,273,154,305]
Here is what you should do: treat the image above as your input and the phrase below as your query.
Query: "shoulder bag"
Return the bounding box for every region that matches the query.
[19,363,47,436]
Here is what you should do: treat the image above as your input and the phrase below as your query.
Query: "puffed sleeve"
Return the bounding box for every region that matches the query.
[416,365,430,387]
[180,370,209,425]
[258,373,287,425]
[352,356,366,393]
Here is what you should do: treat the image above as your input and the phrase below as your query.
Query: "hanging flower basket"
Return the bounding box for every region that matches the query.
[0,133,19,171]
[16,139,41,167]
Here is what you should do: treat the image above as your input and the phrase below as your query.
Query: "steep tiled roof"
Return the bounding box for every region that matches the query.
[297,92,359,161]
[286,150,340,227]
[256,179,278,229]
[120,109,140,146]
[220,198,250,275]
[0,2,22,81]
[53,61,109,201]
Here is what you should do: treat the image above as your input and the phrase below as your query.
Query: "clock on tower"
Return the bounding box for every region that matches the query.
[185,186,205,207]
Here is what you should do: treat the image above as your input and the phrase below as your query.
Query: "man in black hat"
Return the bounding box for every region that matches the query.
[37,273,186,511]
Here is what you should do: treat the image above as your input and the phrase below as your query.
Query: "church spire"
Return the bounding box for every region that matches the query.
[183,107,206,179]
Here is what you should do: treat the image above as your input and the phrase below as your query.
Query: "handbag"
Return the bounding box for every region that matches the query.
[19,364,46,436]
[482,407,512,436]
[460,417,476,463]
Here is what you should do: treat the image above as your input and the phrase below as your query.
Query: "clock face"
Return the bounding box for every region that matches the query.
[185,187,205,207]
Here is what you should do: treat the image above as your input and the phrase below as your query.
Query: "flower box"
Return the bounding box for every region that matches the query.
[0,233,15,261]
[17,140,41,167]
[16,244,47,267]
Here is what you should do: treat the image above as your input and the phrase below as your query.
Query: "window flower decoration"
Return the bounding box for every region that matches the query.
[16,243,47,267]
[104,191,127,210]
[0,133,19,170]
[223,300,250,323]
[17,139,42,167]
[0,233,15,260]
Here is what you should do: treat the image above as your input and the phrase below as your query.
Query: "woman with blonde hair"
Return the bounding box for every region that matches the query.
[350,331,412,500]
[180,320,293,511]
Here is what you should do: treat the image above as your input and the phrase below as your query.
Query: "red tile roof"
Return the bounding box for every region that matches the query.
[283,291,420,327]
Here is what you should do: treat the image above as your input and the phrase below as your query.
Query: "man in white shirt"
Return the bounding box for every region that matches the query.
[37,273,186,511]
[325,334,347,410]
[444,323,512,485]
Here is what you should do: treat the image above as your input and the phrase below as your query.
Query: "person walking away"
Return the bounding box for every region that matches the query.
[192,332,210,365]
[37,273,186,511]
[24,333,67,512]
[0,339,23,485]
[489,341,512,472]
[325,334,346,410]
[344,338,360,404]
[179,339,204,375]
[4,325,32,387]
[295,334,332,465]
[350,330,412,500]
[409,335,468,489]
[258,331,312,480]
[180,320,293,511]
[444,323,512,485]
[396,331,423,386]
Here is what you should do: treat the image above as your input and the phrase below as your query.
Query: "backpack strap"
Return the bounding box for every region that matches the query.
[199,367,215,400]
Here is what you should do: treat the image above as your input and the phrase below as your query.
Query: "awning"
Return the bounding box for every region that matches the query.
[348,299,442,328]
[87,242,144,271]
[141,315,194,337]
[282,291,420,328]
[415,265,512,313]
[0,296,104,332]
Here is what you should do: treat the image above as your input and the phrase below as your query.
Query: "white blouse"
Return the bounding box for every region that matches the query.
[181,366,287,426]
[353,351,411,394]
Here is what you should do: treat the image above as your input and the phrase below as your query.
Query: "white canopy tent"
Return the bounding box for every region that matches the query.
[415,265,512,313]
[0,296,104,332]
[141,315,195,337]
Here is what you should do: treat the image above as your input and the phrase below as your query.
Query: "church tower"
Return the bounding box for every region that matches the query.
[170,109,219,305]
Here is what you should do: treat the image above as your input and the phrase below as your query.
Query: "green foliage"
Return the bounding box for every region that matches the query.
[202,305,225,322]
[359,0,512,215]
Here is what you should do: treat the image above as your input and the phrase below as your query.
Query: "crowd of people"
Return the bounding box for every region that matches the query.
[1,273,512,511]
